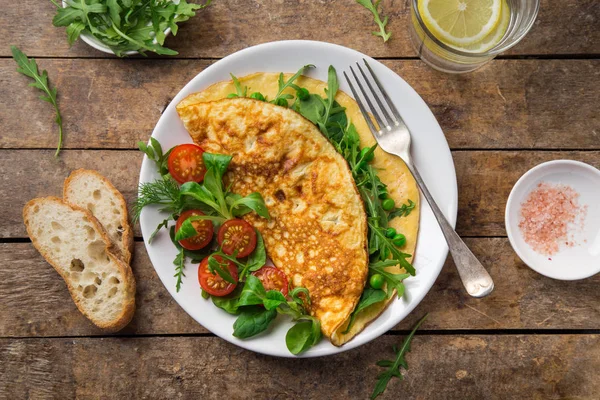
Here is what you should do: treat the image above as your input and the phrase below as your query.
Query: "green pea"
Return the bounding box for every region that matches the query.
[275,98,288,107]
[382,198,395,211]
[369,274,385,289]
[392,233,407,247]
[385,227,397,238]
[359,147,375,163]
[296,87,310,101]
[250,92,265,101]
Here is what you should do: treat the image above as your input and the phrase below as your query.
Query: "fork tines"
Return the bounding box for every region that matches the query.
[344,60,403,133]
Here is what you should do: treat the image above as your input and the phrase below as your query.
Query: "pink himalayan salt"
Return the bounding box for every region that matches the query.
[518,182,587,256]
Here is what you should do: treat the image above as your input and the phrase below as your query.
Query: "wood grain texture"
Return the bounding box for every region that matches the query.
[1,150,598,239]
[2,238,598,337]
[2,59,599,150]
[1,0,598,59]
[1,335,599,399]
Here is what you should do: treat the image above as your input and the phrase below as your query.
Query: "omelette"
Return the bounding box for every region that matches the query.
[176,73,420,346]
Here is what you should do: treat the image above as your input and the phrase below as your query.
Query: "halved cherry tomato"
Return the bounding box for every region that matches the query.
[252,266,289,297]
[175,210,213,251]
[198,256,238,296]
[167,144,206,184]
[217,219,257,258]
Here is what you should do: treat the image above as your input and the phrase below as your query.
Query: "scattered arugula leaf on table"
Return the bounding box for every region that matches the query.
[371,314,428,399]
[356,0,392,43]
[50,0,211,56]
[11,46,64,157]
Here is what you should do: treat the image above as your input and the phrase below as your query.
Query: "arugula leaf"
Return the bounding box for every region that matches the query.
[344,287,387,333]
[389,200,416,219]
[207,255,236,284]
[233,307,277,339]
[11,46,64,157]
[270,65,315,105]
[51,0,211,56]
[370,260,411,298]
[356,0,392,43]
[138,138,172,177]
[168,226,187,292]
[371,314,427,399]
[286,318,321,355]
[229,73,248,98]
[148,216,172,243]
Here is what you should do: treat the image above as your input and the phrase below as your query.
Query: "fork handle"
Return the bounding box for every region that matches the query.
[408,164,494,298]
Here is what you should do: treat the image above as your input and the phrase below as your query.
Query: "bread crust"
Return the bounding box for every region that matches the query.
[63,169,134,265]
[23,197,136,332]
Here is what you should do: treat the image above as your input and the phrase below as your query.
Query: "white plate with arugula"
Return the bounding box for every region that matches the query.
[138,40,457,358]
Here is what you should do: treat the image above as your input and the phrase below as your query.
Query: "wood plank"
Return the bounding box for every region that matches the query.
[1,150,599,239]
[2,59,599,150]
[2,238,598,337]
[1,335,599,399]
[2,0,598,58]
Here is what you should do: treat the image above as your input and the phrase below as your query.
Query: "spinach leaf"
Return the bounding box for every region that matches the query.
[207,255,237,284]
[212,287,242,315]
[237,275,267,306]
[202,153,232,180]
[173,215,225,241]
[233,307,277,339]
[263,290,287,311]
[229,192,270,219]
[286,317,321,355]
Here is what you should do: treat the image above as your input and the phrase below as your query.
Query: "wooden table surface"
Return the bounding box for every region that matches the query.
[1,1,599,399]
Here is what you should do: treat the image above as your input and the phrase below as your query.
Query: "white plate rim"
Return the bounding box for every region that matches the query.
[139,40,457,357]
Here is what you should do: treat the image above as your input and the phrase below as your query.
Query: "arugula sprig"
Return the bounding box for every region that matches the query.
[11,46,64,157]
[221,275,321,355]
[51,0,211,56]
[371,314,428,399]
[356,0,392,43]
[138,138,172,176]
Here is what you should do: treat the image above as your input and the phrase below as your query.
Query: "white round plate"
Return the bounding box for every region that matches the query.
[139,40,457,357]
[505,160,600,280]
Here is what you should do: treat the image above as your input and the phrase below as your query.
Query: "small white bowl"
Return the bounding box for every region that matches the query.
[505,160,600,280]
[62,1,171,56]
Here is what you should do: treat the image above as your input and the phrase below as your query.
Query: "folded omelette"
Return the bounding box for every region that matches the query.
[176,73,420,346]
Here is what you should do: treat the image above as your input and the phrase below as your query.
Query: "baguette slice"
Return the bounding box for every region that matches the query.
[23,197,136,332]
[63,169,133,264]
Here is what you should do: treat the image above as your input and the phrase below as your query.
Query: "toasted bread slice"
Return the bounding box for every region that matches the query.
[23,197,136,332]
[63,169,133,264]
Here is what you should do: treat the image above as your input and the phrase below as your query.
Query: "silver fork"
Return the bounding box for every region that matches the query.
[345,60,494,298]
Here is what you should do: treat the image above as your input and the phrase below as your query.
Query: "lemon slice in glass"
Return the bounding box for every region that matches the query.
[452,0,510,52]
[418,0,503,46]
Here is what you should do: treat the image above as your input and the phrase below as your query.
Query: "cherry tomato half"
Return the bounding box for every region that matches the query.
[252,266,289,297]
[175,210,213,251]
[167,144,207,184]
[198,256,238,297]
[217,219,257,258]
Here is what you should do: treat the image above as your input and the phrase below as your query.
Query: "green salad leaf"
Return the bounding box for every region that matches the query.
[371,314,428,399]
[50,0,211,56]
[356,0,392,43]
[11,46,64,157]
[233,307,277,339]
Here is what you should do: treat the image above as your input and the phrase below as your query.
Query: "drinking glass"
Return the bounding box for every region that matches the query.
[409,0,540,73]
